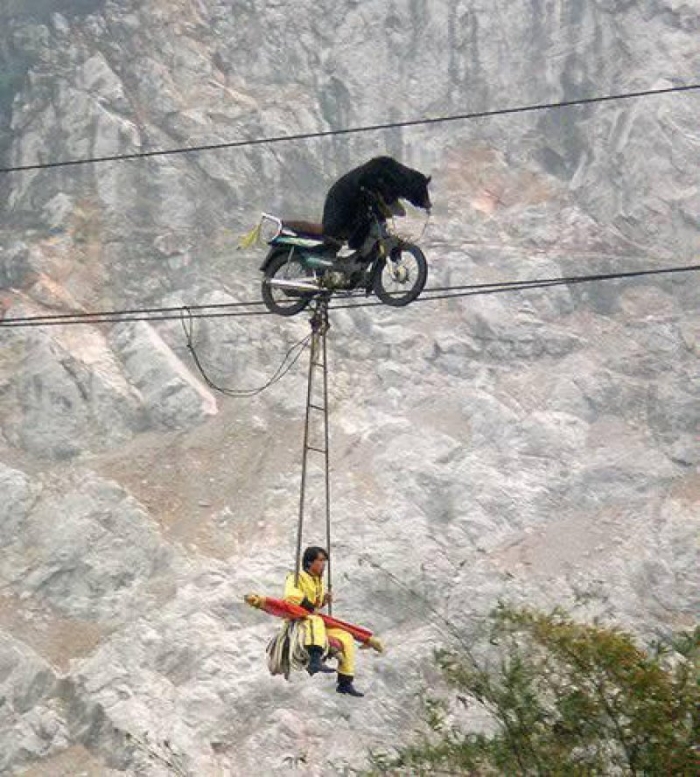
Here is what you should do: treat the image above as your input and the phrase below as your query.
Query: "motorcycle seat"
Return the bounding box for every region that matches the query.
[282,220,343,247]
[281,220,325,236]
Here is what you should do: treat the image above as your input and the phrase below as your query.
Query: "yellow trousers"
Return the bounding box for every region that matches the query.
[303,615,355,675]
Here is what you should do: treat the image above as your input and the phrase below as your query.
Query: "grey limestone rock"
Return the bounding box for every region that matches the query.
[0,462,38,541]
[1,322,145,459]
[0,633,66,774]
[0,472,174,624]
[109,321,218,430]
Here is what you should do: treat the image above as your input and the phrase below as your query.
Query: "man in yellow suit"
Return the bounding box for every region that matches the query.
[284,546,364,697]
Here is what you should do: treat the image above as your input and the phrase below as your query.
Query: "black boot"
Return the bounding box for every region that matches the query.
[336,673,364,697]
[307,646,335,676]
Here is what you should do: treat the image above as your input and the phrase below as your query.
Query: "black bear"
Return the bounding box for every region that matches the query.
[322,156,431,249]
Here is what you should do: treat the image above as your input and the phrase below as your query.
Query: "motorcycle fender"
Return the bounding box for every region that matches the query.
[260,246,294,272]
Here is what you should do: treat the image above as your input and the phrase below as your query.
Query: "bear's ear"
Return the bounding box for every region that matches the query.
[426,175,432,184]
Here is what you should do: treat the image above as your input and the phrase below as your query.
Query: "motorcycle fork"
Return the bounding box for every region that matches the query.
[366,237,401,290]
[365,250,385,292]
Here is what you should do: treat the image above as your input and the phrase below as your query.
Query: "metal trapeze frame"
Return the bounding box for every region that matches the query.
[294,295,333,615]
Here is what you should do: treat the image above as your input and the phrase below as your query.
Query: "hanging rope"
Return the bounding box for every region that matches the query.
[266,619,309,679]
[180,306,310,397]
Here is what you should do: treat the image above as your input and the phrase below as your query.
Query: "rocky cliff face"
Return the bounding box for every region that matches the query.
[1,1,699,774]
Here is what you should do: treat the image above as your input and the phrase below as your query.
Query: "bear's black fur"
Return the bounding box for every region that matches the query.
[322,156,431,249]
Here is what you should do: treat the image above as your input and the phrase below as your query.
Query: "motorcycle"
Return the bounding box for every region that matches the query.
[256,201,428,316]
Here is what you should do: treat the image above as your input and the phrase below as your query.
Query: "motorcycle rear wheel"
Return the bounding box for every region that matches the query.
[373,243,428,307]
[261,250,315,316]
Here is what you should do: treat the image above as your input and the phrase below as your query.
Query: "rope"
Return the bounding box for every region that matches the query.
[2,82,698,174]
[266,619,309,679]
[180,307,310,397]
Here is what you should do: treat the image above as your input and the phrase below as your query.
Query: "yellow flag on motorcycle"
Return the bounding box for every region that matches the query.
[238,222,262,250]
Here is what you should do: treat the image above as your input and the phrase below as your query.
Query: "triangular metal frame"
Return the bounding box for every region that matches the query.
[293,295,333,614]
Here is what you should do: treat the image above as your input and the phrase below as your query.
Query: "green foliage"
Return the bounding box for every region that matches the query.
[367,606,699,776]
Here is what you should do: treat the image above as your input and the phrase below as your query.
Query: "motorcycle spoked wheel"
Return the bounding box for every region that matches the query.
[373,243,428,307]
[261,251,317,316]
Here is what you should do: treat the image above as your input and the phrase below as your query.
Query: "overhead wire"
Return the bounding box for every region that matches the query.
[0,74,696,329]
[0,295,266,325]
[14,262,693,401]
[0,77,696,326]
[330,262,700,310]
[0,262,698,327]
[418,263,700,295]
[1,82,699,174]
[0,305,272,328]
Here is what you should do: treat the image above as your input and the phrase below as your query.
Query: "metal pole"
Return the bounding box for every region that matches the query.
[320,303,332,615]
[294,316,319,586]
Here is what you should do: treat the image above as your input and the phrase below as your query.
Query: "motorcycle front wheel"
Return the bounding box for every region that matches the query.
[373,243,428,307]
[261,250,315,316]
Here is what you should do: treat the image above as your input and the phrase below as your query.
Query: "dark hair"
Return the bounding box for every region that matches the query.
[302,546,328,570]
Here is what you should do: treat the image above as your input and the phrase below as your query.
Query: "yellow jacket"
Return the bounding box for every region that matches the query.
[282,569,356,674]
[284,570,324,611]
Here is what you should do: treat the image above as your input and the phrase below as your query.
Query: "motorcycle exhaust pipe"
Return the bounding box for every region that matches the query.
[266,278,320,293]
